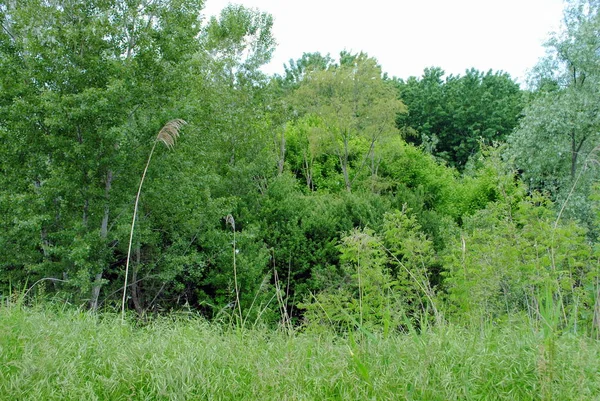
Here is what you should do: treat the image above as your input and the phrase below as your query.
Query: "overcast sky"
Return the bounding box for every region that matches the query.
[202,0,565,83]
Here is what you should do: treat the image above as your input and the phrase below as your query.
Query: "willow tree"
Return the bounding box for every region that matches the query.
[508,0,600,223]
[291,52,406,192]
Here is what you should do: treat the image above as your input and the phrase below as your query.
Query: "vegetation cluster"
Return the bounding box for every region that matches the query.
[2,0,600,398]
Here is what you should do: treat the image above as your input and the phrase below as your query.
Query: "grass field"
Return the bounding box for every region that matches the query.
[1,305,599,400]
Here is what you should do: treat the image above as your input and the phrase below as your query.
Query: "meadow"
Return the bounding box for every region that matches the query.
[2,303,599,401]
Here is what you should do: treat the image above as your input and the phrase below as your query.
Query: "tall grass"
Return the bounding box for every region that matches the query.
[2,304,599,400]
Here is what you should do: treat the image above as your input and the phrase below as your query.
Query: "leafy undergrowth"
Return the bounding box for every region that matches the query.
[1,306,599,400]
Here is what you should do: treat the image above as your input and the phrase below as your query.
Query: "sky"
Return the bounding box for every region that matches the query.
[202,0,566,83]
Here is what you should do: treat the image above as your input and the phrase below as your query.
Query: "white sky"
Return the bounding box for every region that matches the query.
[202,0,565,83]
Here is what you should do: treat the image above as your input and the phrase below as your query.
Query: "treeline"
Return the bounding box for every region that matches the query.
[1,0,600,334]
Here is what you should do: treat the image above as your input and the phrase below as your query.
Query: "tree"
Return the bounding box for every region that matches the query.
[0,0,205,307]
[445,191,594,325]
[291,52,406,192]
[396,68,524,169]
[283,114,332,191]
[395,67,447,153]
[300,227,399,333]
[508,0,600,224]
[204,4,275,82]
[281,52,334,87]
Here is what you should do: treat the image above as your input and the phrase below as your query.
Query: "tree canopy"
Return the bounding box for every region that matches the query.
[508,0,600,226]
[1,0,600,335]
[396,67,524,169]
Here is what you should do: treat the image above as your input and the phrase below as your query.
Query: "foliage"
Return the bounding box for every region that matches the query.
[281,51,335,87]
[396,67,524,169]
[301,227,400,333]
[121,119,186,319]
[508,0,600,226]
[444,188,597,329]
[0,0,207,307]
[0,0,278,314]
[376,137,461,220]
[255,174,390,322]
[283,114,343,192]
[290,52,406,192]
[204,3,275,80]
[301,207,445,333]
[2,0,599,334]
[382,209,440,322]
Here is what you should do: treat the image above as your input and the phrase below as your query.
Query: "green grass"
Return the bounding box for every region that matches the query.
[1,305,599,400]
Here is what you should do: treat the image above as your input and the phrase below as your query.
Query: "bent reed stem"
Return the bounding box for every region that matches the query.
[121,120,186,320]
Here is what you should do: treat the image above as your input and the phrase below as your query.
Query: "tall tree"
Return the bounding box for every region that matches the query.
[291,52,406,192]
[282,52,334,86]
[0,0,204,307]
[396,68,524,169]
[508,0,600,221]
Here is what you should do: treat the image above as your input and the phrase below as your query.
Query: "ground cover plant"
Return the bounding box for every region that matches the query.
[1,304,600,401]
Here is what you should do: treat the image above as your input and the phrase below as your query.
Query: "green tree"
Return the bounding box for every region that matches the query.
[0,0,268,311]
[382,209,440,323]
[443,147,597,328]
[0,0,199,306]
[204,4,275,82]
[281,52,334,87]
[396,68,524,169]
[154,4,279,316]
[301,227,399,333]
[291,52,406,192]
[508,0,600,225]
[444,192,594,326]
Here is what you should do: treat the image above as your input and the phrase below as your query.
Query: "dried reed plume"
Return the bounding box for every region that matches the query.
[225,214,236,230]
[156,119,186,149]
[121,119,186,320]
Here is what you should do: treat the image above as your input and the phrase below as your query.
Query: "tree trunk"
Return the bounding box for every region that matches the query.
[570,131,587,182]
[131,270,144,315]
[34,180,51,258]
[303,152,313,191]
[341,158,351,192]
[341,134,351,192]
[89,169,112,310]
[89,273,103,310]
[571,131,577,181]
[276,127,286,176]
